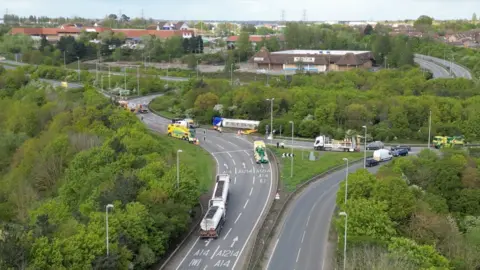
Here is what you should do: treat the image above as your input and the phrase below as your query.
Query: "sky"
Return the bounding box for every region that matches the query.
[3,0,480,21]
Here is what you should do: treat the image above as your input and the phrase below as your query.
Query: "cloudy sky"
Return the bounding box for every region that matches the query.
[3,0,479,21]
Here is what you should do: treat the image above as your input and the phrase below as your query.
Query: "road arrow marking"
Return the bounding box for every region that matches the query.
[224,164,228,170]
[230,236,239,248]
[205,238,212,247]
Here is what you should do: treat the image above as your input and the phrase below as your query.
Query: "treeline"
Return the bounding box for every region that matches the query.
[0,70,213,269]
[334,149,480,269]
[150,67,480,142]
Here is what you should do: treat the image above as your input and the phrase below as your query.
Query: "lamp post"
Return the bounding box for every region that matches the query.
[339,211,348,270]
[105,204,114,256]
[95,60,99,85]
[266,98,274,142]
[362,125,367,168]
[428,110,432,149]
[124,66,127,92]
[136,65,140,96]
[108,65,111,90]
[76,56,80,81]
[289,121,294,178]
[63,50,67,69]
[177,149,183,189]
[343,158,349,205]
[230,63,234,86]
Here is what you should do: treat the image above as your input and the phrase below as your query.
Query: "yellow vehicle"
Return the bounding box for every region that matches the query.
[253,140,268,164]
[167,124,198,144]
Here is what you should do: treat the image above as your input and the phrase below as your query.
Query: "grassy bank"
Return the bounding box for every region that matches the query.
[270,147,365,191]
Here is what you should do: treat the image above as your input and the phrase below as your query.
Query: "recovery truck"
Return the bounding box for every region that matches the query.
[313,135,360,152]
[118,101,148,113]
[167,123,198,144]
[432,135,465,149]
[200,174,230,238]
[253,140,269,164]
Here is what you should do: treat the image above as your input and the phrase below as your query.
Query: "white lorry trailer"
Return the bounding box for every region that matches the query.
[313,135,359,152]
[200,174,230,238]
[373,149,393,162]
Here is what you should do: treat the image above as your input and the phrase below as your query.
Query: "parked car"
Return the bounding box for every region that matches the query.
[390,145,411,151]
[365,158,379,167]
[366,141,384,150]
[392,148,409,157]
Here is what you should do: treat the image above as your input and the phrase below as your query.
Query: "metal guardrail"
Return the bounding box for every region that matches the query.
[246,154,372,270]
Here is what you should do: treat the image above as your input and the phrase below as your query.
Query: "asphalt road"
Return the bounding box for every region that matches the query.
[265,146,424,270]
[129,95,274,270]
[415,54,473,79]
[414,57,451,78]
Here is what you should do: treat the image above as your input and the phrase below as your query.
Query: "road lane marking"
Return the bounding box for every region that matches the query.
[296,248,301,263]
[243,199,249,209]
[228,141,237,147]
[231,150,274,270]
[224,164,228,170]
[223,228,232,240]
[250,159,253,164]
[249,187,253,196]
[232,159,236,165]
[301,231,306,243]
[216,144,225,150]
[175,237,200,270]
[266,238,279,270]
[235,167,237,175]
[203,265,208,270]
[210,245,220,259]
[211,149,250,154]
[234,213,242,224]
[227,152,232,158]
[244,150,250,156]
[253,176,255,184]
[306,215,311,227]
[261,163,264,168]
[234,177,237,184]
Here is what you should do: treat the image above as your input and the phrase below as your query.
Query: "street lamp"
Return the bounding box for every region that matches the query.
[362,125,367,168]
[289,121,294,178]
[105,204,114,256]
[136,65,140,96]
[428,110,432,149]
[339,211,348,270]
[343,158,349,206]
[230,63,234,86]
[177,149,183,189]
[266,98,274,142]
[124,67,127,91]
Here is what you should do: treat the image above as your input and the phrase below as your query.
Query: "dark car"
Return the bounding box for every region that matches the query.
[392,148,409,157]
[365,158,379,167]
[390,145,411,151]
[366,141,384,150]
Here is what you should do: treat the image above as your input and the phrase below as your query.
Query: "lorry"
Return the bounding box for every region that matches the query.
[432,136,465,149]
[118,100,148,113]
[200,174,230,238]
[373,149,393,162]
[171,118,196,129]
[313,135,360,152]
[212,117,260,131]
[253,140,269,164]
[167,123,198,144]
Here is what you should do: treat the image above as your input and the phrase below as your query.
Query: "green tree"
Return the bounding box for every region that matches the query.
[336,169,377,209]
[388,237,450,269]
[372,177,416,221]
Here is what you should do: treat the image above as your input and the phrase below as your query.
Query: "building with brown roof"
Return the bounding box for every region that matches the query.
[250,48,375,73]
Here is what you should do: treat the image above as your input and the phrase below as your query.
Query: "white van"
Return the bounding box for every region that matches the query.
[373,149,393,162]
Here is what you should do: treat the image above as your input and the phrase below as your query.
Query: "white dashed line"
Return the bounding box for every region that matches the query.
[210,245,220,259]
[227,152,232,158]
[249,187,253,196]
[301,231,306,243]
[306,215,311,227]
[253,176,255,184]
[250,159,253,164]
[296,248,302,263]
[244,150,250,156]
[235,177,237,184]
[243,199,249,209]
[216,144,225,150]
[203,265,208,270]
[223,228,232,240]
[234,213,242,224]
[232,159,236,165]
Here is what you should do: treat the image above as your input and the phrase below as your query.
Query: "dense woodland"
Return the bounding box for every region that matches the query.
[0,67,213,269]
[150,67,480,142]
[335,149,480,269]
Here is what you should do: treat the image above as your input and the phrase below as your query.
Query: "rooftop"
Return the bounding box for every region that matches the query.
[271,50,371,55]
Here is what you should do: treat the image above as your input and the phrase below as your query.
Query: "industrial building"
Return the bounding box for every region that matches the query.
[249,48,375,73]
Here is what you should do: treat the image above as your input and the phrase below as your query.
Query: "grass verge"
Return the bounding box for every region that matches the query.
[270,147,364,191]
